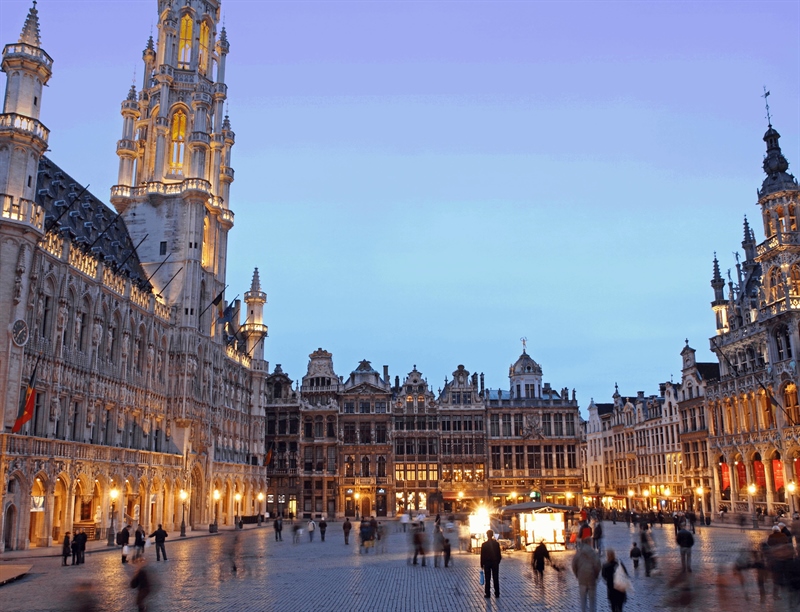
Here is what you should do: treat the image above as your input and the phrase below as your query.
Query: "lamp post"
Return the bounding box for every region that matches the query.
[179,489,188,537]
[235,492,242,529]
[211,489,220,533]
[787,482,796,515]
[355,492,360,520]
[107,487,119,546]
[696,486,704,514]
[748,483,758,529]
[257,492,264,526]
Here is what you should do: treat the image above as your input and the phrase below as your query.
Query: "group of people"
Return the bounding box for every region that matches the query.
[116,523,169,563]
[60,529,87,566]
[733,515,800,602]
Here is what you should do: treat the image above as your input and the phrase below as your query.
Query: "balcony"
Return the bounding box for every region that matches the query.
[110,178,213,202]
[0,193,44,232]
[2,42,54,71]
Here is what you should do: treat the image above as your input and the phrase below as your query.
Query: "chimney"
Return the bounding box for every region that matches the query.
[383,365,389,384]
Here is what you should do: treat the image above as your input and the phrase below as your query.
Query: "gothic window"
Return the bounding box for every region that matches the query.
[198,21,210,75]
[377,456,386,477]
[768,267,784,302]
[179,14,193,68]
[169,109,187,175]
[790,205,798,231]
[790,265,800,296]
[345,455,354,477]
[361,456,370,477]
[775,326,792,361]
[786,383,800,426]
[202,216,213,269]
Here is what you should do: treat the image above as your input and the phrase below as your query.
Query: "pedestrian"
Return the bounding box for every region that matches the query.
[629,542,641,570]
[640,527,655,577]
[572,538,602,612]
[532,539,551,581]
[601,549,630,612]
[118,524,131,564]
[412,524,426,565]
[360,519,373,554]
[133,525,146,562]
[400,512,410,533]
[129,562,151,612]
[75,528,87,564]
[676,525,694,573]
[480,529,501,598]
[70,532,80,566]
[433,525,445,567]
[292,523,301,544]
[307,518,316,542]
[766,525,793,599]
[376,522,387,553]
[443,538,452,567]
[578,520,593,545]
[593,521,604,555]
[148,524,168,561]
[319,517,327,542]
[343,517,352,545]
[62,531,71,566]
[274,516,283,541]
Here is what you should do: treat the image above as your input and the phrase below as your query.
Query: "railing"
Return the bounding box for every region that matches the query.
[103,266,126,295]
[41,230,63,257]
[0,112,50,142]
[131,285,150,309]
[2,42,54,70]
[225,345,251,368]
[67,244,98,278]
[154,299,171,322]
[1,193,44,231]
[110,177,213,200]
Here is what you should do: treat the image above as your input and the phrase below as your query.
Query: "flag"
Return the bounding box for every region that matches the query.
[264,443,274,466]
[212,289,225,317]
[12,357,40,433]
[218,304,234,325]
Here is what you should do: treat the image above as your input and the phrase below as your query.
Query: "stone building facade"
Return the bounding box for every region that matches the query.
[1,1,268,551]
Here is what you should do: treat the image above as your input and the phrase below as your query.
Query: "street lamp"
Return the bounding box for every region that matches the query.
[696,486,704,514]
[787,482,796,515]
[355,492,360,520]
[643,489,650,510]
[107,487,119,546]
[257,492,264,526]
[234,492,242,529]
[179,489,188,537]
[212,489,221,532]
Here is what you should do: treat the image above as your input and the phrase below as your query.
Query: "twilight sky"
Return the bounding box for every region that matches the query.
[1,0,798,412]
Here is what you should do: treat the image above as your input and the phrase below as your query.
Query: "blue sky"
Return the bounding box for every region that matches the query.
[1,0,798,411]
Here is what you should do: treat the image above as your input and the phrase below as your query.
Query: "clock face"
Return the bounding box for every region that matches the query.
[11,319,29,347]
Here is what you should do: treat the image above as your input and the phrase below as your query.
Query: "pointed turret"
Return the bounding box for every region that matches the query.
[759,123,799,198]
[18,0,42,47]
[710,253,729,333]
[243,268,268,359]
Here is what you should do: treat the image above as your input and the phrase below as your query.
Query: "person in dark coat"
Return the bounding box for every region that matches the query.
[133,525,146,562]
[62,531,71,566]
[319,517,327,542]
[532,540,551,580]
[75,528,87,564]
[443,537,452,567]
[274,516,283,541]
[601,549,629,612]
[119,525,131,563]
[129,562,152,612]
[343,517,352,545]
[480,529,502,598]
[71,533,80,566]
[148,524,168,561]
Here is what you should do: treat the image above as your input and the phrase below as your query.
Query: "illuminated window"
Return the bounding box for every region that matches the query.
[169,110,187,174]
[179,14,193,68]
[790,265,800,296]
[198,21,210,75]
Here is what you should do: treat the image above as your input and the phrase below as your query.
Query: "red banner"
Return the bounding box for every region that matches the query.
[754,460,766,488]
[773,460,785,490]
[737,462,747,489]
[721,463,731,491]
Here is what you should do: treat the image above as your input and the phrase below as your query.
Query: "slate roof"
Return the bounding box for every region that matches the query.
[36,156,151,291]
[595,403,614,415]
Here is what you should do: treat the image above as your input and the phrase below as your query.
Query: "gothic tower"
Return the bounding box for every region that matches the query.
[110,0,234,332]
[243,267,268,360]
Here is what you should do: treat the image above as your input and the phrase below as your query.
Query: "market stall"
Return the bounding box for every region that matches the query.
[500,501,578,551]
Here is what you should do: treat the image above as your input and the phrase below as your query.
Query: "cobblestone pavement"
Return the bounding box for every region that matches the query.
[0,521,797,611]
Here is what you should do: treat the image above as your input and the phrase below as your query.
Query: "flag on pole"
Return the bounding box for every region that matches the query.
[265,443,274,467]
[12,357,40,433]
[212,289,225,318]
[218,304,234,325]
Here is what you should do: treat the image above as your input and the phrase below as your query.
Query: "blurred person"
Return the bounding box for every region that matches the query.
[766,525,793,600]
[342,517,351,545]
[443,537,452,567]
[593,521,604,555]
[629,542,641,570]
[572,538,601,612]
[412,523,426,565]
[601,549,630,612]
[532,540,552,581]
[400,511,409,533]
[480,529,501,598]
[61,531,71,566]
[118,524,131,564]
[640,526,656,577]
[291,523,301,544]
[76,528,87,564]
[129,561,152,612]
[133,524,146,562]
[307,517,316,542]
[376,521,387,554]
[359,518,373,554]
[274,516,283,541]
[70,531,80,566]
[72,580,100,612]
[433,525,444,567]
[676,525,695,573]
[319,517,327,542]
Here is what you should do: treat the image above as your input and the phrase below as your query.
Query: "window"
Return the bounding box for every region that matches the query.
[514,414,523,436]
[542,414,552,436]
[515,445,524,469]
[567,445,577,468]
[555,445,565,468]
[452,392,461,404]
[566,414,575,436]
[502,414,511,436]
[452,417,461,432]
[527,446,541,470]
[463,417,473,432]
[159,241,167,256]
[345,456,354,477]
[377,456,386,477]
[395,439,404,455]
[327,420,335,438]
[198,21,209,75]
[474,416,484,431]
[491,446,501,470]
[314,418,323,438]
[554,414,563,436]
[490,415,499,436]
[376,423,387,444]
[344,402,355,413]
[405,439,415,455]
[543,445,553,469]
[375,401,387,413]
[328,447,336,472]
[179,14,193,68]
[359,401,371,414]
[462,393,471,404]
[503,445,513,469]
[441,417,451,432]
[361,456,370,477]
[359,423,371,444]
[343,423,356,443]
[169,109,187,174]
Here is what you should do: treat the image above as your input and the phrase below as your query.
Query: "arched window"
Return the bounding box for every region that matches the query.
[179,14,193,68]
[789,205,798,232]
[198,21,210,75]
[169,109,187,175]
[775,326,792,361]
[790,265,800,296]
[768,267,784,302]
[377,456,386,478]
[361,456,370,477]
[783,383,799,427]
[202,215,213,268]
[345,456,354,477]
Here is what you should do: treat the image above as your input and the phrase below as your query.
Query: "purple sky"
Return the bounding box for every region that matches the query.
[2,1,798,411]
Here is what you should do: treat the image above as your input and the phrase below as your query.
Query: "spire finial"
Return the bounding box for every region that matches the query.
[520,336,527,353]
[762,86,772,127]
[19,0,42,47]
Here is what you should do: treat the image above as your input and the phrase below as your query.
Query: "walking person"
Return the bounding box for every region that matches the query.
[412,524,426,565]
[274,516,283,541]
[443,537,452,567]
[480,529,502,598]
[61,531,71,566]
[307,518,316,542]
[433,525,445,567]
[319,517,327,542]
[343,517,352,544]
[572,538,601,612]
[601,549,630,612]
[629,542,641,570]
[676,525,695,573]
[118,524,131,564]
[640,527,655,577]
[532,540,551,582]
[133,525,146,562]
[148,524,168,561]
[129,562,152,612]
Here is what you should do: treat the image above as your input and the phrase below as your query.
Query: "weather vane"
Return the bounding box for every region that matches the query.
[762,86,772,126]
